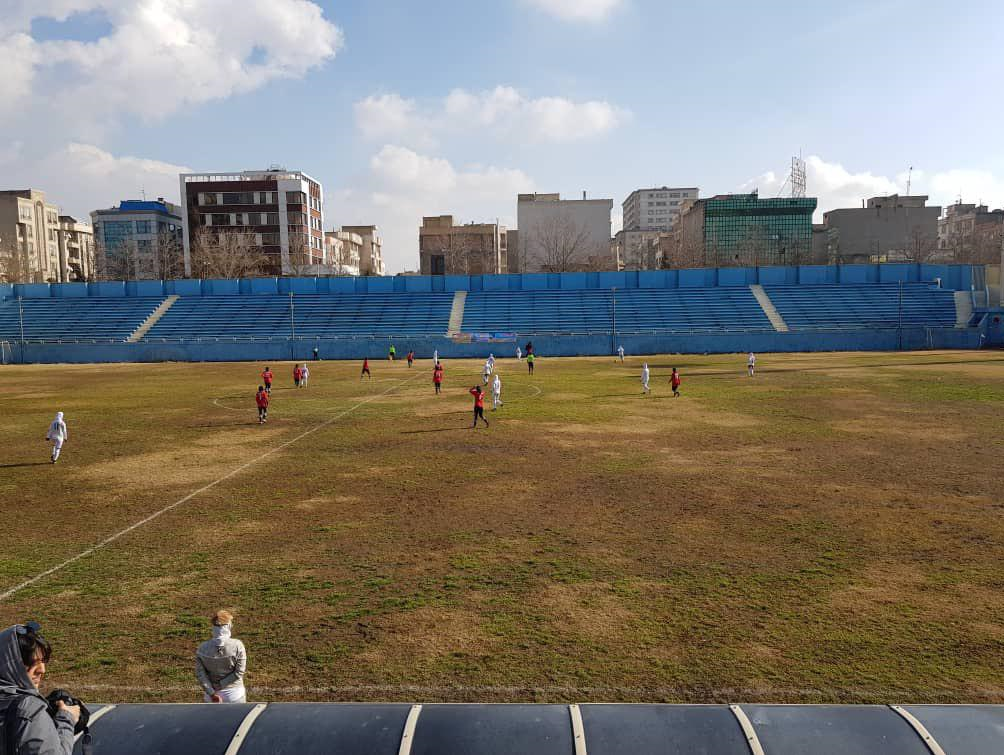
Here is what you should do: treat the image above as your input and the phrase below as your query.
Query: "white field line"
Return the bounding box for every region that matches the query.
[0,373,422,602]
[61,682,997,702]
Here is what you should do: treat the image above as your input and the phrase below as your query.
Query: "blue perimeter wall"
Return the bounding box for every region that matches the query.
[0,264,990,363]
[0,263,980,301]
[4,327,986,365]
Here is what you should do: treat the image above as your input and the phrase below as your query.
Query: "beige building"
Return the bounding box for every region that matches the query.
[340,225,384,275]
[324,231,362,276]
[419,215,507,275]
[0,189,65,282]
[939,202,1004,263]
[516,192,613,272]
[57,216,95,281]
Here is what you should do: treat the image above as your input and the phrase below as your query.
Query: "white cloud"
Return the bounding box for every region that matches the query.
[332,145,535,273]
[355,86,628,147]
[0,0,343,124]
[524,0,625,22]
[0,33,39,105]
[2,142,192,221]
[745,156,1004,221]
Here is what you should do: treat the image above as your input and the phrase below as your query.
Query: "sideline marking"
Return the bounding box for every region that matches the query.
[0,373,422,602]
[890,705,947,755]
[729,705,766,755]
[569,704,588,755]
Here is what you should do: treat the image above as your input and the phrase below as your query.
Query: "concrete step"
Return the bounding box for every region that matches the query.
[447,291,467,335]
[750,285,789,332]
[954,290,973,328]
[128,295,179,342]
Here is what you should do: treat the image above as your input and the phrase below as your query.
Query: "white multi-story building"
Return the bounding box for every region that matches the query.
[57,216,96,281]
[616,187,699,270]
[622,187,699,232]
[179,168,324,276]
[516,192,613,272]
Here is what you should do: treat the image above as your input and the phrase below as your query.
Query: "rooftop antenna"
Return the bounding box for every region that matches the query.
[905,167,913,195]
[141,186,146,201]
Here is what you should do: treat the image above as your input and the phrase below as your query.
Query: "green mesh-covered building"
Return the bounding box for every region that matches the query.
[699,192,817,266]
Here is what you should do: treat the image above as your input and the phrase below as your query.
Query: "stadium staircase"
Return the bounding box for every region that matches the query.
[447,291,467,335]
[127,295,179,342]
[750,284,789,332]
[954,291,973,328]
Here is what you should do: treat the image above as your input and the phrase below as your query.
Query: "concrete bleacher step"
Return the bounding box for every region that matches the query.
[447,291,467,335]
[953,291,973,328]
[750,285,789,332]
[129,295,178,342]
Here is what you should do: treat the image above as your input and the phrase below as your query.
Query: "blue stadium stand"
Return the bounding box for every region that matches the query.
[142,293,455,340]
[763,283,958,329]
[461,287,773,333]
[70,703,1004,754]
[0,296,164,342]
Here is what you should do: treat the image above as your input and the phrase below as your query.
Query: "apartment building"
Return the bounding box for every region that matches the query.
[179,169,324,276]
[419,215,507,275]
[823,195,941,264]
[324,231,362,276]
[91,199,183,279]
[340,225,384,276]
[939,202,1004,262]
[515,192,613,272]
[0,189,63,282]
[56,216,95,281]
[622,186,699,232]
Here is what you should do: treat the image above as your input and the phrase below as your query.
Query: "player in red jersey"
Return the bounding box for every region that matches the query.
[361,358,371,379]
[670,367,681,397]
[433,362,444,394]
[255,385,269,424]
[469,385,489,428]
[261,366,273,393]
[293,364,302,388]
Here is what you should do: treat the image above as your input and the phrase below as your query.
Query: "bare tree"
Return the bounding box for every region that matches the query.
[154,229,185,279]
[93,238,142,280]
[0,237,35,282]
[286,231,317,277]
[524,213,595,272]
[662,235,707,269]
[190,227,267,279]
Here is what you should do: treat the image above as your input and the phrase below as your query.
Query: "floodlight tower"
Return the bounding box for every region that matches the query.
[791,155,807,198]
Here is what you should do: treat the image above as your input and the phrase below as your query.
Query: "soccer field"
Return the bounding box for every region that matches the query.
[2,351,1003,705]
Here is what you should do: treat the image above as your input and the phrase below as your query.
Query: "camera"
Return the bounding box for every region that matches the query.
[46,689,90,735]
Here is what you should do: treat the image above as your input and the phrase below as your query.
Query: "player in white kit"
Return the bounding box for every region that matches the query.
[641,363,650,394]
[46,411,68,463]
[492,373,503,410]
[747,352,756,377]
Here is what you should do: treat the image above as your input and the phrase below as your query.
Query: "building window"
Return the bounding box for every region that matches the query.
[264,213,280,225]
[135,220,152,234]
[201,193,219,206]
[211,213,231,226]
[670,193,680,198]
[223,191,256,205]
[286,191,306,205]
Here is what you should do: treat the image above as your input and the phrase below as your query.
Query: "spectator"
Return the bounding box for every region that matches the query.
[195,610,247,703]
[0,622,80,755]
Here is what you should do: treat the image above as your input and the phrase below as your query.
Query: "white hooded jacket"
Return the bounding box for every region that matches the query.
[46,413,67,442]
[195,625,247,697]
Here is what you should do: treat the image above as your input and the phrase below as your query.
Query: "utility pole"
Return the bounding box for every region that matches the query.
[289,292,296,360]
[17,296,25,364]
[898,280,904,350]
[610,287,618,354]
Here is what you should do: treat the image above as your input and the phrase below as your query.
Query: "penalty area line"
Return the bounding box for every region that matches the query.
[0,372,422,603]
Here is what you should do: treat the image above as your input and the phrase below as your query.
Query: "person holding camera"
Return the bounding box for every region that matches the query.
[195,611,247,703]
[1,622,80,755]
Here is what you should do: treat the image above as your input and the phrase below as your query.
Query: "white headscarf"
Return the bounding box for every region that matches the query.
[211,623,232,648]
[55,412,64,422]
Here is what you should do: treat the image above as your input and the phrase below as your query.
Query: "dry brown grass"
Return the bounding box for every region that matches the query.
[1,350,1003,703]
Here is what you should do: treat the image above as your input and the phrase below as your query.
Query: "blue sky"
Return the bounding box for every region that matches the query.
[3,0,1002,272]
